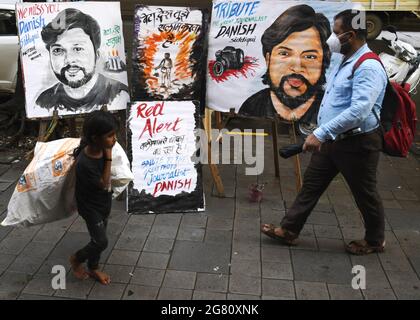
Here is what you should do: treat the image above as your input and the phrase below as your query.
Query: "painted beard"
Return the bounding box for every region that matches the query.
[55,64,95,89]
[267,72,322,110]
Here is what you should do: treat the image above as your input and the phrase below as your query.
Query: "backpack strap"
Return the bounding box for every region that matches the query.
[348,52,384,80]
[349,52,387,132]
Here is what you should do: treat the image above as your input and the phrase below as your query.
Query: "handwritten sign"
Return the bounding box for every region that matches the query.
[16,1,129,119]
[206,0,359,124]
[127,101,204,214]
[131,5,208,102]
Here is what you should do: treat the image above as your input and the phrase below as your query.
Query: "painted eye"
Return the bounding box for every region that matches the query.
[74,47,84,52]
[52,47,64,55]
[304,54,317,60]
[278,51,289,57]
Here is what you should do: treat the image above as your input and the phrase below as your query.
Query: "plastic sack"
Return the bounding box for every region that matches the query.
[1,138,133,227]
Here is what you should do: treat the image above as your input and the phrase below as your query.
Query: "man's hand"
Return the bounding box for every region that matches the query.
[303,133,322,153]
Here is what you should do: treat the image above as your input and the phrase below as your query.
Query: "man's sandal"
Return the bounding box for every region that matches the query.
[260,224,298,246]
[345,240,386,255]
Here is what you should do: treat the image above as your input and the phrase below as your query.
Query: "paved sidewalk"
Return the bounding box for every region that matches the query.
[1,131,420,300]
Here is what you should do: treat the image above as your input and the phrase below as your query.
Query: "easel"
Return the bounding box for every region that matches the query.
[204,108,225,197]
[206,109,303,193]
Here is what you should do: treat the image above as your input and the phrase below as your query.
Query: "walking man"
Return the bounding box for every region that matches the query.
[261,10,388,255]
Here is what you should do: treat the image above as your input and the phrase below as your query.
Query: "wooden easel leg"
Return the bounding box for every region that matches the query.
[271,119,280,178]
[215,111,223,130]
[38,120,48,142]
[204,108,225,197]
[68,118,77,137]
[289,125,303,192]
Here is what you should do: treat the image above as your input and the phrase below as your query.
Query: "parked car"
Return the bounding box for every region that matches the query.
[0,3,18,95]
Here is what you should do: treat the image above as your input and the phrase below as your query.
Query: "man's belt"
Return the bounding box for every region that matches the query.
[334,127,363,141]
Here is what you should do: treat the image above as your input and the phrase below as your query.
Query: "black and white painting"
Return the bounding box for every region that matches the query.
[16,1,129,118]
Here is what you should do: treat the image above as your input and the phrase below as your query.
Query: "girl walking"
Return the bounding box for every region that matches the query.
[70,110,118,285]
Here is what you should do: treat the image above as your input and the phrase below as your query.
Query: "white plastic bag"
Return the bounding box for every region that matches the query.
[1,138,133,227]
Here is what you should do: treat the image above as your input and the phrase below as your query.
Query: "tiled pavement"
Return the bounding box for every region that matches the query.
[1,132,420,300]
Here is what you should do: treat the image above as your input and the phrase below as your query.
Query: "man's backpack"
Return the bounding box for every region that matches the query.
[352,52,417,157]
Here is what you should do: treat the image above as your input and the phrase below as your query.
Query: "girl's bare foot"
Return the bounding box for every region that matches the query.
[88,269,111,285]
[69,255,89,280]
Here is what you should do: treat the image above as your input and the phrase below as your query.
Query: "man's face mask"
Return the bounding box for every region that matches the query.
[326,31,352,54]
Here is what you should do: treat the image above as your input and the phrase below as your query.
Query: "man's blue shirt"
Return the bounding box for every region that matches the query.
[313,44,388,142]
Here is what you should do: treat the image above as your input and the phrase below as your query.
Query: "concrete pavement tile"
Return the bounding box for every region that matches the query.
[193,291,227,300]
[295,281,329,300]
[385,209,420,229]
[340,227,365,241]
[307,212,338,226]
[22,274,55,296]
[88,283,126,300]
[229,274,261,296]
[292,250,353,284]
[157,287,193,300]
[195,273,228,293]
[261,246,290,263]
[0,290,19,300]
[261,279,295,300]
[169,241,230,274]
[7,255,44,275]
[261,262,293,280]
[149,224,179,239]
[120,225,151,239]
[382,200,403,209]
[49,232,89,258]
[350,255,392,289]
[32,228,66,244]
[230,259,261,277]
[130,267,165,287]
[0,253,15,274]
[327,284,363,300]
[162,270,196,290]
[232,243,260,261]
[18,294,71,300]
[20,241,56,259]
[153,214,183,227]
[363,288,396,300]
[114,235,147,251]
[143,237,174,253]
[176,227,205,242]
[317,238,346,253]
[392,189,418,201]
[227,294,260,300]
[290,236,318,251]
[180,214,207,228]
[54,275,95,299]
[107,249,140,266]
[206,217,233,231]
[36,257,70,276]
[379,245,414,272]
[126,214,155,227]
[137,252,170,269]
[204,229,232,244]
[386,270,420,300]
[102,264,134,284]
[123,284,159,300]
[394,229,420,248]
[0,237,32,255]
[314,225,343,239]
[0,271,32,295]
[205,197,235,219]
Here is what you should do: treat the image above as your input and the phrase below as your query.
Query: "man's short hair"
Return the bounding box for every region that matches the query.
[41,8,101,51]
[334,9,367,40]
[261,4,331,86]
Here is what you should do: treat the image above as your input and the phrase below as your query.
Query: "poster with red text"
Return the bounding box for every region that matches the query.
[127,100,204,214]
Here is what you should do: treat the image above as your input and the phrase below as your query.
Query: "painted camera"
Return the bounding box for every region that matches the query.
[213,46,245,76]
